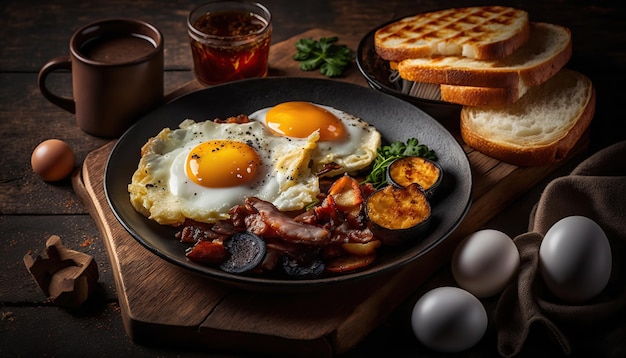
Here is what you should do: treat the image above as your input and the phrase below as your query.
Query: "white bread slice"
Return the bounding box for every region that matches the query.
[460,69,595,167]
[375,6,530,61]
[396,22,572,88]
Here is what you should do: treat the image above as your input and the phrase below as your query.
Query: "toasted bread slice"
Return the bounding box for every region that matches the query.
[439,79,530,106]
[375,6,530,61]
[387,74,529,106]
[397,22,572,88]
[460,69,595,166]
[387,60,527,105]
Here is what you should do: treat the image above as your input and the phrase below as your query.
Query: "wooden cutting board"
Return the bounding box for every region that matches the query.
[72,29,586,357]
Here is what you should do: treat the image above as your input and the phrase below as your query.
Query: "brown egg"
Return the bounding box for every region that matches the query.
[31,139,76,181]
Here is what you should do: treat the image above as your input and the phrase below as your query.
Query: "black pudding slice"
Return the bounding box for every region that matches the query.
[219,232,266,274]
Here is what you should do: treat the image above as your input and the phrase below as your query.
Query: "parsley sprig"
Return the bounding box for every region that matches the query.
[363,138,437,189]
[293,37,353,77]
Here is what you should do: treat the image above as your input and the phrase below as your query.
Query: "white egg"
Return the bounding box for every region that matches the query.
[248,102,381,177]
[128,119,321,226]
[451,229,520,298]
[411,286,487,353]
[539,216,612,303]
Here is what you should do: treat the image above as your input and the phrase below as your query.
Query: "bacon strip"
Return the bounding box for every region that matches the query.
[244,197,331,246]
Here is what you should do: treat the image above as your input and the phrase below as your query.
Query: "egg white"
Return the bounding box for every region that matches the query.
[129,119,320,226]
[248,103,381,177]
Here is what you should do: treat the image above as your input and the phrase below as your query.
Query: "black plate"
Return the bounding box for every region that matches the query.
[356,19,462,120]
[105,77,472,292]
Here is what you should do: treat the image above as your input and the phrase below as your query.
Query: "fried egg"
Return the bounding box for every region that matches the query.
[129,119,320,226]
[249,102,381,177]
[129,102,382,226]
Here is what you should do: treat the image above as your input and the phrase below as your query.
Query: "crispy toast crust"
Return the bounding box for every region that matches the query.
[375,6,530,61]
[440,83,526,106]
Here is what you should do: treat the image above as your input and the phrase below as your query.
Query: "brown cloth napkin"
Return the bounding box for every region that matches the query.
[495,140,626,357]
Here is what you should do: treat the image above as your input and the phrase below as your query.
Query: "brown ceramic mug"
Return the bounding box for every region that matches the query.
[38,18,164,137]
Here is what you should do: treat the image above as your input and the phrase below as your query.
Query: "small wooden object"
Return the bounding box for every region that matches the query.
[23,235,99,308]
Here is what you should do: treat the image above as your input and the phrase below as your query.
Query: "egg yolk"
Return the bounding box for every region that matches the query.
[186,140,260,188]
[265,102,346,140]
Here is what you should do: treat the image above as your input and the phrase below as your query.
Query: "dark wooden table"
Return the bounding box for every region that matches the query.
[2,1,625,357]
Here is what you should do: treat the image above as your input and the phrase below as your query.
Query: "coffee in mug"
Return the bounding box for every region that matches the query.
[80,34,157,63]
[38,18,164,138]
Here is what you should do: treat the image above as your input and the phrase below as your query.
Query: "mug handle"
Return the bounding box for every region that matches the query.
[37,56,75,114]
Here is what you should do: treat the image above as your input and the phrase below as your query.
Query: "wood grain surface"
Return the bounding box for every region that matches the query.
[69,28,587,356]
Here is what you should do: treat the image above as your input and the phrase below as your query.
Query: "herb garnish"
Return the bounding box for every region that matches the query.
[362,138,437,189]
[293,37,353,77]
